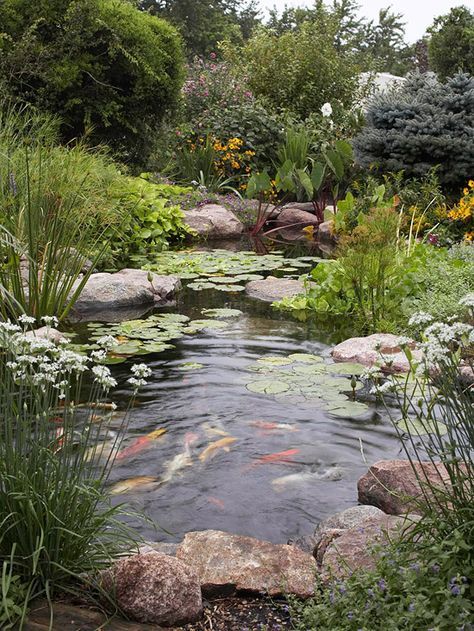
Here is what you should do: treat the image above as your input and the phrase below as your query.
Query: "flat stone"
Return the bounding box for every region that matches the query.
[138,542,178,557]
[312,505,386,558]
[331,333,421,373]
[245,276,305,302]
[321,514,419,579]
[72,270,180,312]
[276,207,318,228]
[358,459,454,515]
[184,204,244,239]
[176,530,317,598]
[24,326,67,344]
[102,551,202,626]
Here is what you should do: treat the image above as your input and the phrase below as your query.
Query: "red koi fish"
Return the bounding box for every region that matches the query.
[252,448,300,466]
[116,428,167,461]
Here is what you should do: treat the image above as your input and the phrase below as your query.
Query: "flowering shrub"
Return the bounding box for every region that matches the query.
[0,320,148,625]
[447,180,474,242]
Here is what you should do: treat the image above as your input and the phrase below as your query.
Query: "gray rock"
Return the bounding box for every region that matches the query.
[276,206,318,228]
[138,542,178,557]
[102,551,202,626]
[176,529,317,598]
[184,204,244,239]
[321,514,420,580]
[246,276,305,302]
[72,270,181,312]
[282,202,318,213]
[318,220,335,242]
[331,333,421,373]
[24,326,67,344]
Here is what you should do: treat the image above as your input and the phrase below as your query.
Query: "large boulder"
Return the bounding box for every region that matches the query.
[321,514,419,579]
[72,270,181,312]
[317,220,335,242]
[331,333,421,373]
[24,326,67,344]
[176,530,317,598]
[246,276,305,302]
[102,552,202,626]
[184,204,244,239]
[358,459,454,515]
[276,206,318,228]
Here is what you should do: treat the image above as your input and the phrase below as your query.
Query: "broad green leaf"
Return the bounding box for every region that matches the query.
[246,380,290,395]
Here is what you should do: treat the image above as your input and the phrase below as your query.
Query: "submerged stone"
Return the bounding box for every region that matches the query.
[246,276,306,302]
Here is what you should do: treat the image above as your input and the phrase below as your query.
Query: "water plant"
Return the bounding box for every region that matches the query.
[0,321,151,628]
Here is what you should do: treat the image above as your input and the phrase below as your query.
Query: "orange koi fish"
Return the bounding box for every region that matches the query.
[252,448,300,466]
[208,496,225,510]
[249,421,299,432]
[116,427,167,461]
[199,437,237,463]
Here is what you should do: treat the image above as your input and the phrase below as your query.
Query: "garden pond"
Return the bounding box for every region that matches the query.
[68,246,407,544]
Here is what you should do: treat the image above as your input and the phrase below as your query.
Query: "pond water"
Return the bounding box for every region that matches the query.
[71,245,405,545]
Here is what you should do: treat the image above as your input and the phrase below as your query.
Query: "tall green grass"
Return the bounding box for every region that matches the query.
[0,103,125,322]
[0,324,140,629]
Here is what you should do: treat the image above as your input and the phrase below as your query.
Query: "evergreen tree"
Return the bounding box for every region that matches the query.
[353,72,474,192]
[428,6,474,80]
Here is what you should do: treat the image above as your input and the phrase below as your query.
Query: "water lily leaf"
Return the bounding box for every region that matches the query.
[325,400,369,417]
[113,342,143,354]
[188,319,229,330]
[257,356,293,366]
[177,362,204,371]
[292,365,327,377]
[201,308,243,318]
[154,314,190,323]
[396,417,448,436]
[327,362,367,376]
[288,353,324,363]
[140,342,174,354]
[187,282,217,290]
[208,277,240,284]
[103,355,128,364]
[214,284,246,292]
[234,274,264,281]
[246,380,290,395]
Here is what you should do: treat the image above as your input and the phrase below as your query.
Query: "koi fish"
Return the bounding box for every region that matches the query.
[110,476,157,495]
[161,452,192,483]
[252,448,300,466]
[116,427,167,461]
[202,422,229,438]
[249,421,299,432]
[184,432,199,450]
[208,496,225,510]
[272,466,344,490]
[199,437,237,463]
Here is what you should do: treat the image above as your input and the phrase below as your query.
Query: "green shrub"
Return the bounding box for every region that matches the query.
[0,0,184,166]
[353,72,474,193]
[291,534,473,630]
[428,6,474,80]
[227,22,361,120]
[107,175,192,264]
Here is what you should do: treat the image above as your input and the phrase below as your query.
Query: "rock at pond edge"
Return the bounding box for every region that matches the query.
[246,276,306,302]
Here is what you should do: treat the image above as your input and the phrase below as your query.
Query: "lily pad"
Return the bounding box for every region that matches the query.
[246,380,290,395]
[201,308,243,318]
[292,364,327,375]
[214,284,246,292]
[325,400,369,417]
[177,362,204,371]
[396,417,448,436]
[287,353,324,363]
[327,362,367,376]
[188,319,229,330]
[257,356,293,366]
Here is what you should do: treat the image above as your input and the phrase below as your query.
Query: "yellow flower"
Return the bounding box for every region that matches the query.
[468,180,474,189]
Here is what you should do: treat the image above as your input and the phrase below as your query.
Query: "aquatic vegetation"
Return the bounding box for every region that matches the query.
[70,313,231,362]
[132,248,317,279]
[176,362,204,371]
[246,353,369,418]
[201,308,243,318]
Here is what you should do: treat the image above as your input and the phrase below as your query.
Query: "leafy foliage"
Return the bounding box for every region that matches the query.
[228,20,361,120]
[353,72,474,192]
[428,6,474,80]
[0,0,185,166]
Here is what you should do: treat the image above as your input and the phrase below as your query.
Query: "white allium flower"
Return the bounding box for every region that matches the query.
[18,314,36,326]
[91,350,107,362]
[92,365,117,389]
[361,365,382,380]
[408,312,433,327]
[131,363,152,379]
[0,320,21,333]
[41,315,59,328]
[96,335,118,349]
[128,376,147,390]
[321,102,333,117]
[397,336,412,346]
[370,379,396,395]
[459,293,474,308]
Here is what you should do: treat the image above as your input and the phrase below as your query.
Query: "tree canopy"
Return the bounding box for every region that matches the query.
[428,6,474,80]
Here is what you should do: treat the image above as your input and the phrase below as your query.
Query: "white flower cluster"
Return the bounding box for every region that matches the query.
[127,363,152,391]
[459,293,474,309]
[92,365,117,390]
[370,378,397,395]
[321,102,333,117]
[408,312,433,327]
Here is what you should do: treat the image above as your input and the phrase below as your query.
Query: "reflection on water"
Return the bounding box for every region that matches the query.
[76,285,404,545]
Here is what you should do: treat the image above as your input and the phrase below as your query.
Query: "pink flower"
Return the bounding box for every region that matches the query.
[210,52,217,59]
